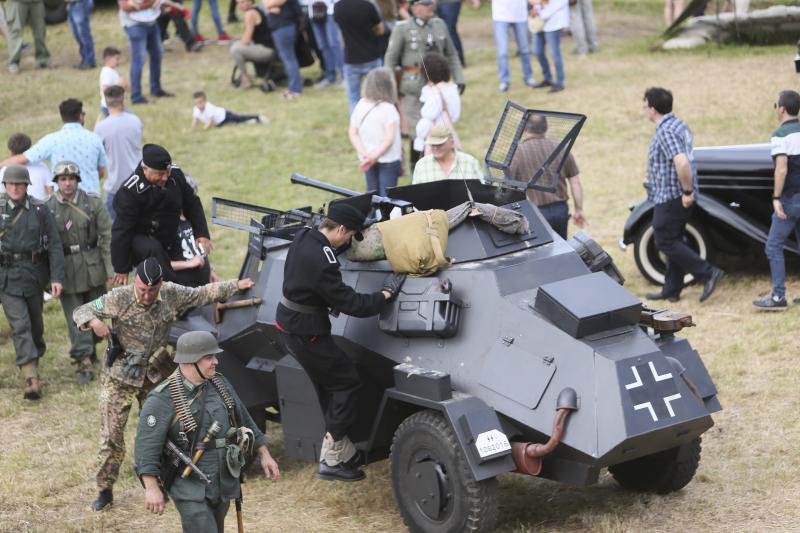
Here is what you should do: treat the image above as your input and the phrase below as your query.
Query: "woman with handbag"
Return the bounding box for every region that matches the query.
[348,67,403,197]
[530,0,569,93]
[414,51,461,156]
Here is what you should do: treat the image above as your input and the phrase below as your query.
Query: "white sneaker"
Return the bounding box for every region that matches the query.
[258,114,270,124]
[498,82,509,93]
[314,78,334,89]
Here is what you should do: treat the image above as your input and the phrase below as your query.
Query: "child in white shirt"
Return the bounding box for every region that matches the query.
[99,47,128,116]
[191,91,268,129]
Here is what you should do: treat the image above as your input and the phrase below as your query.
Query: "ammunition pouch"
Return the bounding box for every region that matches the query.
[161,447,184,492]
[122,352,147,381]
[63,241,98,256]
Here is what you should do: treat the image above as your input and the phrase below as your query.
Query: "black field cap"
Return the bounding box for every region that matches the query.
[142,144,172,170]
[136,257,164,286]
[327,203,367,230]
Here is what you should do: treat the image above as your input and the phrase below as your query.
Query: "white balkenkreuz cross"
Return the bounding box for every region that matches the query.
[624,361,682,422]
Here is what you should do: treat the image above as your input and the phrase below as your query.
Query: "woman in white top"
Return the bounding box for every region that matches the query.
[530,0,569,92]
[348,67,403,197]
[414,51,461,155]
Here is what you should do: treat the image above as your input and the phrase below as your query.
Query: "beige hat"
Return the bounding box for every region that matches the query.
[426,124,453,146]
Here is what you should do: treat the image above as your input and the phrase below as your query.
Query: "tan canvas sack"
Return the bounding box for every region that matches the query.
[377,210,451,276]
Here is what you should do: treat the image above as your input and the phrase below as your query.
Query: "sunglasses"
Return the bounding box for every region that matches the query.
[53,162,80,176]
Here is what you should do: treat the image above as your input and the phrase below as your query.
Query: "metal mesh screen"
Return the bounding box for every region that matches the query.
[212,197,309,234]
[484,102,586,193]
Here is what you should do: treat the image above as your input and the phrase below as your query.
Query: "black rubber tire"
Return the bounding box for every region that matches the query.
[44,0,67,25]
[609,437,702,494]
[390,410,498,533]
[633,218,713,286]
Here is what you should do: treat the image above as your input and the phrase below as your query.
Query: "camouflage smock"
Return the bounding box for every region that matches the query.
[73,280,240,388]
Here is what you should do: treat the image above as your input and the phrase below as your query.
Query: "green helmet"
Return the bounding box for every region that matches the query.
[2,165,31,185]
[174,331,223,363]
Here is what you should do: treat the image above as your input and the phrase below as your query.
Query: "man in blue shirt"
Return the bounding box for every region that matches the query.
[0,98,108,195]
[753,90,800,310]
[643,87,723,303]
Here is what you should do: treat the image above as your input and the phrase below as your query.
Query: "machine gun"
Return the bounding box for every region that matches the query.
[165,440,211,485]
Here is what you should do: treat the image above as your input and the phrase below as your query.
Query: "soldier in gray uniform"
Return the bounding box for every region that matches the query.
[384,0,464,164]
[73,257,256,512]
[47,161,113,385]
[0,165,64,400]
[135,331,280,533]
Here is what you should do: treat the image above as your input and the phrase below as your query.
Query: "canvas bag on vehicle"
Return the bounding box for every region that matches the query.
[377,210,451,276]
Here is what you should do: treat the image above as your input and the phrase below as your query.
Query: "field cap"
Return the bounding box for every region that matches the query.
[427,124,453,146]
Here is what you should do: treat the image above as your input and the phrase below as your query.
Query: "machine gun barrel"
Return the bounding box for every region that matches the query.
[290,173,360,197]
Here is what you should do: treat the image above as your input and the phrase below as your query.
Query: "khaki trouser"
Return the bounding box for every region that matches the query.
[229,41,273,77]
[96,374,154,491]
[6,0,49,66]
[60,287,106,362]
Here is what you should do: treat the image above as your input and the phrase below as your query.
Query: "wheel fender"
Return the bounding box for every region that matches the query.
[622,200,654,245]
[695,193,787,250]
[371,387,516,482]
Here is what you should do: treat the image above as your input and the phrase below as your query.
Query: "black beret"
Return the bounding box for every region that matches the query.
[142,144,172,170]
[136,257,164,286]
[327,202,367,231]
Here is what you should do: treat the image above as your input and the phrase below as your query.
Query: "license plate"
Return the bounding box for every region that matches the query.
[475,429,511,459]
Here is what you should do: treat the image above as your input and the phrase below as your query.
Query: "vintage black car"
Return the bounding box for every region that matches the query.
[621,143,799,285]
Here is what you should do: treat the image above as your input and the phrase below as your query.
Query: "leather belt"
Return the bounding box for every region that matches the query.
[63,241,98,256]
[279,297,327,315]
[0,251,43,266]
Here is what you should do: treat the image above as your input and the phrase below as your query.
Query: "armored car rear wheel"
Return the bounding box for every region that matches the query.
[390,410,498,533]
[609,437,702,494]
[633,220,712,286]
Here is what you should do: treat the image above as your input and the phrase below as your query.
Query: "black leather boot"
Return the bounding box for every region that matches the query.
[317,461,366,482]
[92,489,113,511]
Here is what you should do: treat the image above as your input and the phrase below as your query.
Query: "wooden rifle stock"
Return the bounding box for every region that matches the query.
[215,298,263,324]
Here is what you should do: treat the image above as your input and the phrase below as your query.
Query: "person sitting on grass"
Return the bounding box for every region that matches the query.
[190,90,268,129]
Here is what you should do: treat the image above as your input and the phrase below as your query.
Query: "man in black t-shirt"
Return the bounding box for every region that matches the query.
[334,0,386,112]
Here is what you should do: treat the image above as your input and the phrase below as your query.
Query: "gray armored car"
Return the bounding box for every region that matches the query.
[170,104,721,532]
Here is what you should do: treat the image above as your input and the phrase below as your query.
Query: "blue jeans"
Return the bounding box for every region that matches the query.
[191,0,224,36]
[68,0,95,66]
[312,16,343,82]
[124,22,163,101]
[492,20,533,85]
[365,160,401,197]
[765,193,800,297]
[436,2,463,65]
[343,58,382,112]
[535,30,564,87]
[272,24,302,94]
[538,201,569,239]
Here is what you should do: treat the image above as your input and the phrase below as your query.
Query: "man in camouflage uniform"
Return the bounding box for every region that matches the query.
[384,0,464,164]
[73,256,255,511]
[47,161,113,385]
[0,165,64,400]
[135,331,280,533]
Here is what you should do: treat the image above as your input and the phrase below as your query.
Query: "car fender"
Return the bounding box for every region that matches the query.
[622,199,655,245]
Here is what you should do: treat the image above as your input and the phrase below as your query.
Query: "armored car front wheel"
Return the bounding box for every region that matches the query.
[609,437,702,494]
[390,410,498,533]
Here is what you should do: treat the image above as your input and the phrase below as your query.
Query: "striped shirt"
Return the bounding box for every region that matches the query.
[770,118,800,198]
[646,112,697,205]
[509,135,579,206]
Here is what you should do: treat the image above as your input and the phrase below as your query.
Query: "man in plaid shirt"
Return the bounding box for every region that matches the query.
[643,87,723,303]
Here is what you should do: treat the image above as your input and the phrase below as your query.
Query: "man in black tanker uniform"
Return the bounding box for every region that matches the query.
[135,331,280,533]
[111,144,212,287]
[276,203,405,481]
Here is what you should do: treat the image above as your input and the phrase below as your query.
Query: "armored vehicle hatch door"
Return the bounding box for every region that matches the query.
[479,341,556,410]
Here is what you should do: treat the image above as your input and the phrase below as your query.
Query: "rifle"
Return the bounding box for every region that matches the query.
[235,491,244,533]
[165,440,211,484]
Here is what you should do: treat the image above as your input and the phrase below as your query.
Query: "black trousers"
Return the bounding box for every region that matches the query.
[219,110,259,126]
[652,197,712,297]
[158,8,195,51]
[279,332,361,441]
[131,234,210,287]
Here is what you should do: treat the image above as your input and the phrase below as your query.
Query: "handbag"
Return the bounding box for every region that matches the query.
[528,15,544,34]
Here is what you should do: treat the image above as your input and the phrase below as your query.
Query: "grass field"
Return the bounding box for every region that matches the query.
[2,1,800,532]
